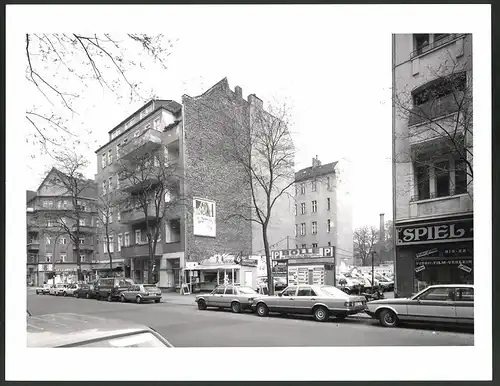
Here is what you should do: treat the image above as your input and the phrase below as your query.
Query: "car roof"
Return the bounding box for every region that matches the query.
[27,313,152,347]
[426,284,474,288]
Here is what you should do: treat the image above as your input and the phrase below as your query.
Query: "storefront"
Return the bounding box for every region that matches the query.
[271,247,337,286]
[93,259,127,279]
[130,257,161,284]
[395,215,473,297]
[159,253,183,291]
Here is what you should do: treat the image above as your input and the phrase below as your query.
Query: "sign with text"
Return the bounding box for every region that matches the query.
[272,260,288,277]
[415,258,472,267]
[271,247,335,260]
[193,198,216,237]
[397,219,473,245]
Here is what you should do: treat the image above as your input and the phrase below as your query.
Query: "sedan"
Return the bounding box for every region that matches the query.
[120,284,162,304]
[63,284,80,297]
[196,285,261,313]
[36,284,51,295]
[75,282,98,299]
[252,284,367,322]
[366,284,474,328]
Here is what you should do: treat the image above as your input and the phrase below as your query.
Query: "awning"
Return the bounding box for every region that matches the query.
[187,264,242,271]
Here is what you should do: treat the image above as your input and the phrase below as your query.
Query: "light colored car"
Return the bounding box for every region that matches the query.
[366,284,474,327]
[63,283,81,297]
[195,285,261,313]
[36,284,51,295]
[27,313,174,347]
[50,283,68,296]
[252,284,367,322]
[120,284,162,304]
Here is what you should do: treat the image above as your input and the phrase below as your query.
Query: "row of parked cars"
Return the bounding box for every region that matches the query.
[195,283,474,328]
[35,277,162,304]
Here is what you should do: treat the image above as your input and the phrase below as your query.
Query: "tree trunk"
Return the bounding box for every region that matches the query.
[105,222,113,273]
[262,225,274,295]
[148,241,154,284]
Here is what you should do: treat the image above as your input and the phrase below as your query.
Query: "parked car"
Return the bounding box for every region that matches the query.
[48,284,60,295]
[195,285,261,313]
[63,283,81,297]
[75,282,98,299]
[27,313,174,347]
[36,283,51,295]
[54,283,69,296]
[120,284,162,304]
[365,284,474,328]
[96,277,134,302]
[252,284,367,322]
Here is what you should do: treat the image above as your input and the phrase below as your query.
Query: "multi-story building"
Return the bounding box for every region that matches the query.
[392,34,473,297]
[94,78,294,291]
[26,168,98,285]
[293,156,353,266]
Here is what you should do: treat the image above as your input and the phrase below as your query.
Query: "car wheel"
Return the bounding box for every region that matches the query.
[107,294,113,302]
[136,296,142,304]
[256,303,269,317]
[63,292,67,297]
[313,306,329,322]
[197,299,207,310]
[155,299,161,303]
[231,301,242,313]
[120,295,126,303]
[379,309,398,327]
[36,290,39,295]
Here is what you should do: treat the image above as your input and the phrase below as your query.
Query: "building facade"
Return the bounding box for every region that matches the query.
[94,78,294,291]
[26,168,98,285]
[294,156,353,265]
[392,34,473,297]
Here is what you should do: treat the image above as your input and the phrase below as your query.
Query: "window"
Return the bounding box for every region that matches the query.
[80,254,85,262]
[46,201,54,209]
[59,237,66,245]
[300,183,305,194]
[294,204,297,216]
[294,224,298,238]
[434,33,450,42]
[46,236,51,245]
[327,177,331,189]
[154,117,161,131]
[413,72,466,106]
[297,287,317,297]
[108,149,112,165]
[45,253,52,262]
[102,153,107,168]
[109,209,113,224]
[311,180,317,192]
[107,235,115,253]
[416,165,430,200]
[59,253,66,262]
[116,175,120,190]
[79,237,85,244]
[135,229,141,244]
[79,219,85,226]
[102,181,107,195]
[417,287,453,301]
[435,161,450,198]
[300,203,306,215]
[282,287,297,297]
[300,223,306,236]
[118,234,123,252]
[312,221,317,234]
[124,232,130,247]
[117,210,121,222]
[327,219,331,233]
[327,198,331,211]
[108,176,113,192]
[47,219,54,227]
[301,244,306,248]
[312,243,318,248]
[454,159,467,194]
[57,201,63,209]
[312,200,317,213]
[63,200,68,209]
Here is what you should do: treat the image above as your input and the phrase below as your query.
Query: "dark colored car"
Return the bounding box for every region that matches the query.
[27,313,174,347]
[96,277,134,302]
[75,282,99,299]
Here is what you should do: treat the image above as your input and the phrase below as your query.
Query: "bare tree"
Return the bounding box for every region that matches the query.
[394,51,473,200]
[96,191,124,273]
[353,226,379,266]
[222,100,295,295]
[116,150,184,283]
[43,151,97,281]
[25,33,176,156]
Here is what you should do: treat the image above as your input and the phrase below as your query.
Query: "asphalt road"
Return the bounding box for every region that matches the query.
[27,292,474,347]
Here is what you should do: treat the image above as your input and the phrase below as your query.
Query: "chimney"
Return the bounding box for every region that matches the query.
[379,213,385,241]
[248,94,263,109]
[312,155,321,168]
[235,86,242,99]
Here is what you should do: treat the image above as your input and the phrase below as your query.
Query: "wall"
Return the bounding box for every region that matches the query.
[334,159,354,265]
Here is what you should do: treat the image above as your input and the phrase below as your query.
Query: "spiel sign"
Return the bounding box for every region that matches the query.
[397,220,473,245]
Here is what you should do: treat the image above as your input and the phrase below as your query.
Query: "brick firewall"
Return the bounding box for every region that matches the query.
[182,80,252,262]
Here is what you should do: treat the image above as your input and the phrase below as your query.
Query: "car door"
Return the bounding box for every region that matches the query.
[221,286,235,308]
[294,286,317,314]
[454,287,474,324]
[411,287,457,323]
[207,287,224,307]
[276,286,298,313]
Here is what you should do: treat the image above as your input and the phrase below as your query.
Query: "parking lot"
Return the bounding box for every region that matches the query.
[27,290,474,347]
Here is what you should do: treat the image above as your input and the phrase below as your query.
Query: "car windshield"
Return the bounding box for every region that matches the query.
[77,332,169,347]
[237,286,257,294]
[320,286,350,298]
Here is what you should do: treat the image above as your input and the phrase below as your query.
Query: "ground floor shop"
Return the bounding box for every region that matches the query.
[395,215,473,298]
[129,256,161,284]
[30,263,95,285]
[286,258,337,286]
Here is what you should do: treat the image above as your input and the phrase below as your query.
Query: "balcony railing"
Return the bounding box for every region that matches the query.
[73,244,94,252]
[72,224,96,234]
[121,206,160,225]
[118,128,163,160]
[121,243,163,259]
[27,241,40,251]
[410,34,462,59]
[410,189,467,202]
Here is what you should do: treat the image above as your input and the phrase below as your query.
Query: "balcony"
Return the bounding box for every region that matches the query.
[121,205,160,225]
[27,241,40,252]
[410,34,462,59]
[118,170,160,194]
[118,128,163,161]
[72,224,96,234]
[163,241,182,254]
[121,243,164,259]
[408,92,464,128]
[73,244,95,252]
[409,193,472,218]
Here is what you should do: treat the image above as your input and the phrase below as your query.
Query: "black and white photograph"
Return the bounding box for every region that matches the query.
[5,3,492,382]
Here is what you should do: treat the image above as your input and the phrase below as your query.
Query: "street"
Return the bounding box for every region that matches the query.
[27,291,474,347]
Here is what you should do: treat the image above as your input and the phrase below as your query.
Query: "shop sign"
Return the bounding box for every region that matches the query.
[416,248,439,258]
[415,259,472,266]
[458,264,472,273]
[200,253,236,266]
[443,248,471,257]
[397,220,473,245]
[38,263,53,272]
[414,265,426,273]
[272,260,288,276]
[240,258,258,267]
[271,247,335,260]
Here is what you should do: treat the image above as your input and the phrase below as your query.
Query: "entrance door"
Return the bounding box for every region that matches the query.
[244,271,253,287]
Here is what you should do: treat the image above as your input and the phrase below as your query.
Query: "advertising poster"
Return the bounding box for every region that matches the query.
[193,198,216,237]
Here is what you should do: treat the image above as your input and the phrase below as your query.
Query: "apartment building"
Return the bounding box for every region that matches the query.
[94,78,294,291]
[293,156,353,265]
[392,34,473,297]
[26,168,98,285]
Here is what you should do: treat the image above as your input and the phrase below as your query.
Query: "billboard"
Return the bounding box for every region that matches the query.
[193,198,216,237]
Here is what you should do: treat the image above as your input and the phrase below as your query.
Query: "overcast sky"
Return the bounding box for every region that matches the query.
[20,5,483,229]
